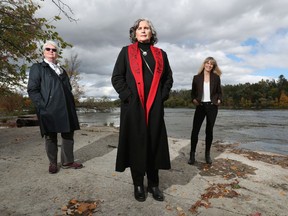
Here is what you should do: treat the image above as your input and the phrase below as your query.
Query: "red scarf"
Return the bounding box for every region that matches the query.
[128,42,164,124]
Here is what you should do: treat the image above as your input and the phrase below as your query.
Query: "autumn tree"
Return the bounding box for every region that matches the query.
[0,0,71,93]
[64,53,84,104]
[279,91,288,107]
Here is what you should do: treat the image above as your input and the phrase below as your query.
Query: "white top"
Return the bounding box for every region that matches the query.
[202,82,211,102]
[44,59,63,76]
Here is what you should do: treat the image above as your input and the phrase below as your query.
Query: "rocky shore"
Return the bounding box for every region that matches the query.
[0,126,287,216]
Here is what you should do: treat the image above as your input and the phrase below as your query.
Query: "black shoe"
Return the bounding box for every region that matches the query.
[148,186,164,201]
[188,152,195,165]
[205,153,212,164]
[134,185,146,202]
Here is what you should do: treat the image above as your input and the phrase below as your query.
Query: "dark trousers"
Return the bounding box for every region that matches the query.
[130,168,159,187]
[130,124,160,187]
[190,103,218,153]
[45,132,74,164]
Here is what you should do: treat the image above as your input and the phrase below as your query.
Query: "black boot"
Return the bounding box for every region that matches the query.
[188,152,195,165]
[205,152,212,164]
[134,185,146,202]
[148,186,164,201]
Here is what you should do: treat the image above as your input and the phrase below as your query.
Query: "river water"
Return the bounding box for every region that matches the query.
[77,108,288,155]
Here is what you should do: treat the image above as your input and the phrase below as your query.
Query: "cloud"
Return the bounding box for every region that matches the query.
[36,0,288,98]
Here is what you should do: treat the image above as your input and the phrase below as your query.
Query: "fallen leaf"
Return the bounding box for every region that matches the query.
[78,203,91,212]
[60,199,101,215]
[69,199,78,204]
[190,180,240,213]
[165,204,173,211]
[61,205,68,211]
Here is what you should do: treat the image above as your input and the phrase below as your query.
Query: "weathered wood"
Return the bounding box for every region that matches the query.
[16,115,39,127]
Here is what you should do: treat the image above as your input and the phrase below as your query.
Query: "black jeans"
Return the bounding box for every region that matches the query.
[190,103,218,153]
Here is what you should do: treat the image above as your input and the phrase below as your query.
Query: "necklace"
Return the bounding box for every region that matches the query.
[140,48,148,56]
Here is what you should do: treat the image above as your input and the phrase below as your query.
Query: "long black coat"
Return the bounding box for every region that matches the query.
[27,61,80,136]
[111,43,173,173]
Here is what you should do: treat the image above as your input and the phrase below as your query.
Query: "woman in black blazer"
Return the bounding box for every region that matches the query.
[188,57,222,165]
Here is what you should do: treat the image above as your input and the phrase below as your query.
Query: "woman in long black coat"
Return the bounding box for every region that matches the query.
[111,18,173,202]
[27,40,83,174]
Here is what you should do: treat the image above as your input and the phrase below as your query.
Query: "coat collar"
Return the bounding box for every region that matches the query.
[128,42,164,124]
[41,61,49,67]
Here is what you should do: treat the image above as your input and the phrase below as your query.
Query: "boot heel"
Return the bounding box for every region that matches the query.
[188,152,195,165]
[205,153,212,164]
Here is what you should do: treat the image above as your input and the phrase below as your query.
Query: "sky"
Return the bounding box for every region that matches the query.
[36,0,288,99]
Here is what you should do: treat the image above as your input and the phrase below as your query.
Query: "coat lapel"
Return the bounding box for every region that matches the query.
[128,42,164,124]
[209,73,215,96]
[128,43,145,109]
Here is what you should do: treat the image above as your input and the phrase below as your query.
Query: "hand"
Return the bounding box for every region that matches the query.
[123,94,133,104]
[192,99,199,106]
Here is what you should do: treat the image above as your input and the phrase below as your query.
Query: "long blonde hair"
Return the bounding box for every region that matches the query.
[197,57,222,76]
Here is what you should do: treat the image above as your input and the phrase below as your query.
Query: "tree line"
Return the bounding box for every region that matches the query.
[0,75,287,117]
[165,75,288,109]
[75,74,288,111]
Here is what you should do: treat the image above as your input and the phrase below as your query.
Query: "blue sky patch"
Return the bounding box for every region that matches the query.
[241,38,259,46]
[241,38,260,55]
[254,68,287,77]
[226,54,243,62]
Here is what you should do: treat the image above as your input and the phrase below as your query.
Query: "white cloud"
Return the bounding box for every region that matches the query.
[35,0,288,98]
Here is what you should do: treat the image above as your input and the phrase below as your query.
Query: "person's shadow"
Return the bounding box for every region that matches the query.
[73,133,221,190]
[160,142,223,191]
[160,144,197,189]
[73,133,118,163]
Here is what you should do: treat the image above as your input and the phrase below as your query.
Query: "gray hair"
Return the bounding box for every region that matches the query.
[129,18,158,45]
[42,40,58,52]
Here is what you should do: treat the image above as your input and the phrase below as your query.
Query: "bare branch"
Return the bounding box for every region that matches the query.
[51,0,78,22]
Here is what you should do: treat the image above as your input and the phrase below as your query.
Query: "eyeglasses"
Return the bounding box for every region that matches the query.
[45,48,57,52]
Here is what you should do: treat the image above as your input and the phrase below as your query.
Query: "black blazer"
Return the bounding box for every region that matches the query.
[191,72,222,105]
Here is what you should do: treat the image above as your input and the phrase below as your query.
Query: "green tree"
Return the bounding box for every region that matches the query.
[0,0,71,92]
[277,75,288,98]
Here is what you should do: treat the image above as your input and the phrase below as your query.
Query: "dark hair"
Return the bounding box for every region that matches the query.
[129,18,158,45]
